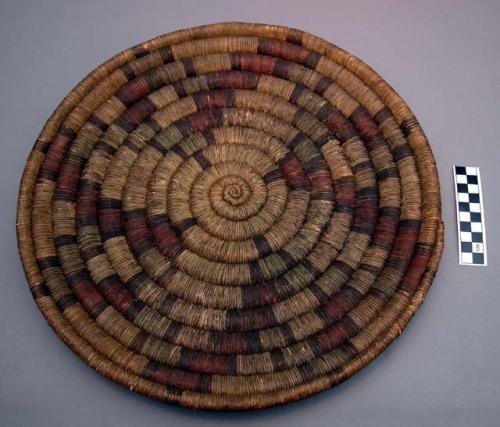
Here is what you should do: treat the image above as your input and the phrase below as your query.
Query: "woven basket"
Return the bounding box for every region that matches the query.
[17,22,443,410]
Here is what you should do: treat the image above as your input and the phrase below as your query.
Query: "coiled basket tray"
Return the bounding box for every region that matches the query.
[17,22,444,410]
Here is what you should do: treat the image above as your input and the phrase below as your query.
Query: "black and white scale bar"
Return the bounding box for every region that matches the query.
[453,166,487,266]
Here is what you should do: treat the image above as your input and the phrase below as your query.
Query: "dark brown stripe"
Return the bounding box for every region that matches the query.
[253,234,272,257]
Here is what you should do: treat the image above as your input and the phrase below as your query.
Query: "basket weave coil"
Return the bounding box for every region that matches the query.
[17,22,444,410]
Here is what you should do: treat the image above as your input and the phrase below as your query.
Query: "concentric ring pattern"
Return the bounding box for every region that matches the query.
[17,22,444,410]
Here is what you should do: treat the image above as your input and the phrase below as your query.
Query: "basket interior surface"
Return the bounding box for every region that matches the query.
[17,22,443,410]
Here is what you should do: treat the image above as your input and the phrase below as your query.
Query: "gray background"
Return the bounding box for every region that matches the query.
[1,0,499,426]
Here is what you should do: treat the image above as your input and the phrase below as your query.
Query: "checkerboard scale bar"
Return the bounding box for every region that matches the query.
[453,166,487,266]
